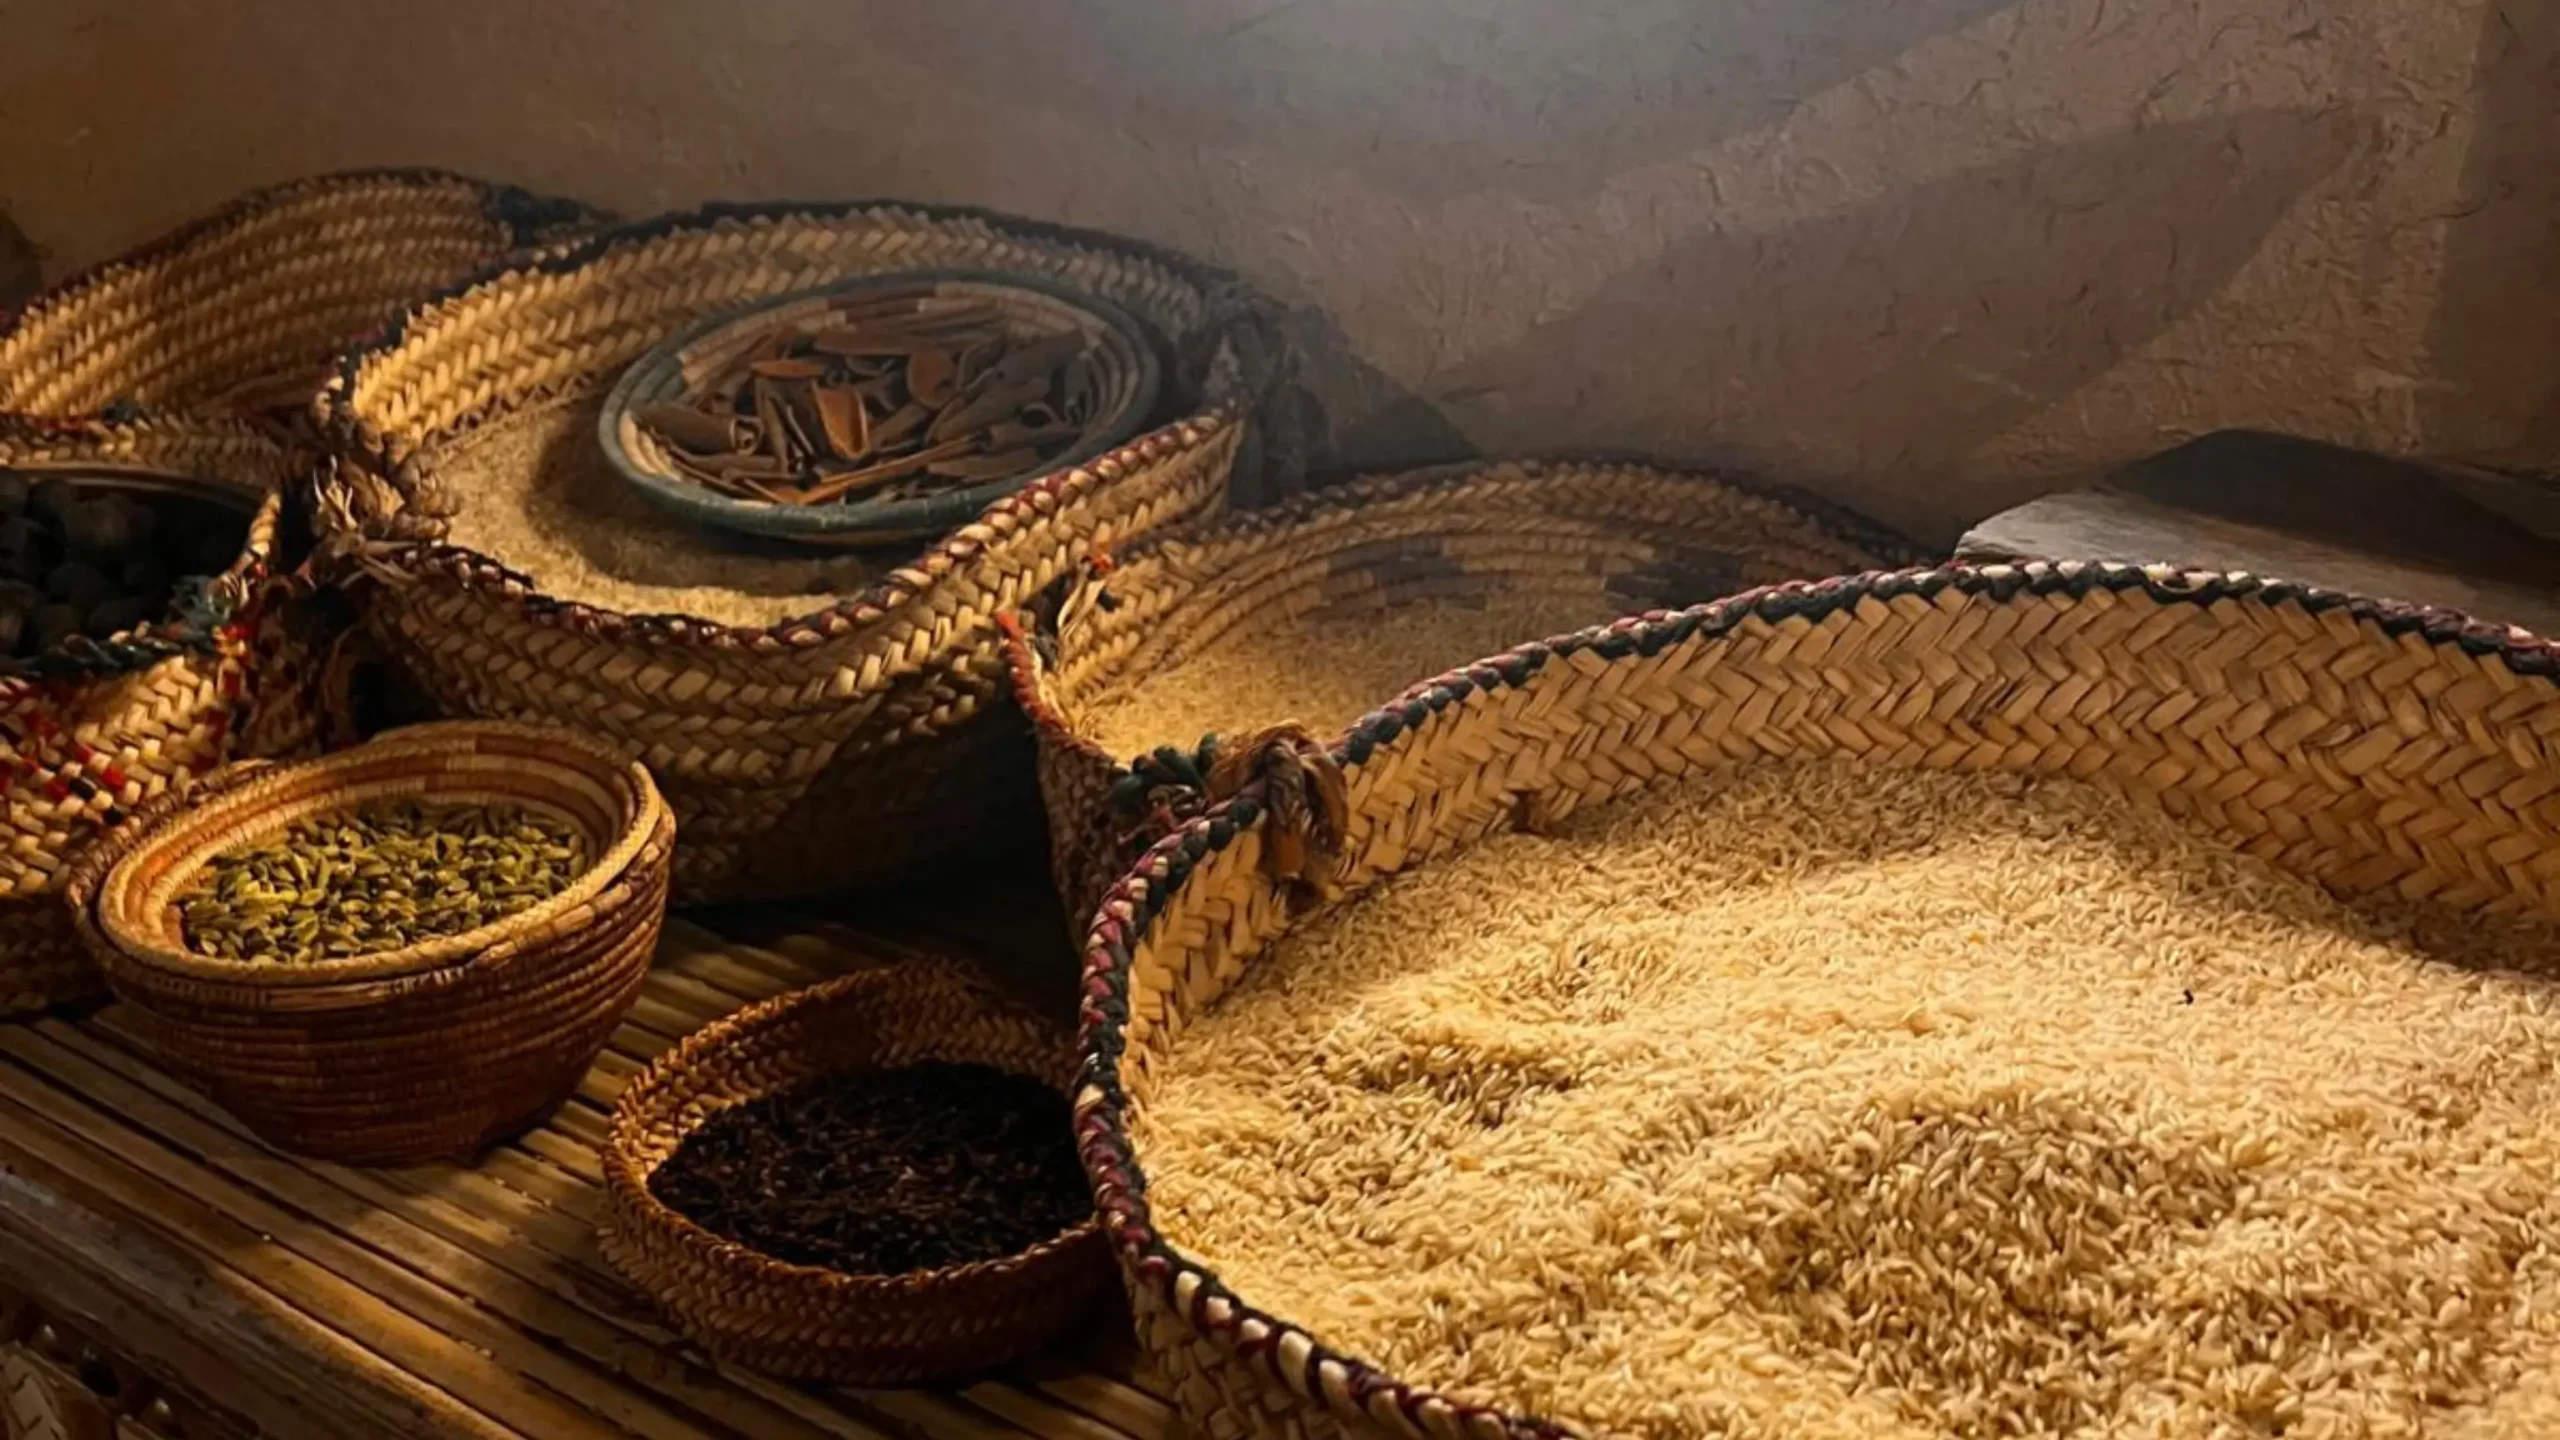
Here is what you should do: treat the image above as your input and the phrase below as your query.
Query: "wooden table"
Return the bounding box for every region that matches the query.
[0,850,1171,1440]
[1958,430,2560,634]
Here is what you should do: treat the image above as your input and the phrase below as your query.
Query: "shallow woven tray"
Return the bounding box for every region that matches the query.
[312,200,1299,904]
[600,961,1113,1384]
[1076,562,2560,1439]
[602,270,1165,546]
[65,720,670,1165]
[1007,455,1921,928]
[0,169,602,419]
[0,414,328,1018]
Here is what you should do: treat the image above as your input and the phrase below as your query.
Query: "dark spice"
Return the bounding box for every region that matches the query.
[0,468,251,659]
[649,1062,1091,1276]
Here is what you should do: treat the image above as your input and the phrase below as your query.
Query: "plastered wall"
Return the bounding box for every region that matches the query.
[0,0,2551,541]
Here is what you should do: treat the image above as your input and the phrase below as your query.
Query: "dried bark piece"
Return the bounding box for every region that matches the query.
[636,404,745,457]
[809,328,942,358]
[930,377,1053,444]
[872,402,933,450]
[907,347,958,408]
[905,303,1004,334]
[956,341,1002,390]
[800,437,984,505]
[811,385,872,461]
[773,384,825,464]
[752,381,795,466]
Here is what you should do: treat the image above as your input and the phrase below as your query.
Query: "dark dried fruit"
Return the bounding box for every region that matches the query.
[45,561,111,612]
[194,527,239,575]
[119,551,169,596]
[649,1062,1091,1277]
[0,476,250,660]
[85,595,149,638]
[58,496,139,555]
[28,478,78,525]
[0,517,52,581]
[30,603,81,649]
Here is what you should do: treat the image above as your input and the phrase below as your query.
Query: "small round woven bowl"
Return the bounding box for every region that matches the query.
[63,720,672,1167]
[599,270,1163,548]
[599,962,1113,1385]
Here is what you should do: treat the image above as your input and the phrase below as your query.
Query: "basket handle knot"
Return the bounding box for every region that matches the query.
[1203,724,1349,889]
[297,455,454,594]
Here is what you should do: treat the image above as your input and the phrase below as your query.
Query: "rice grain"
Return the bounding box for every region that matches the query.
[1079,595,1614,761]
[1131,761,2560,1439]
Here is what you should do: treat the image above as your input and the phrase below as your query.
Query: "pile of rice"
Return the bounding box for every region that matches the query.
[434,397,879,626]
[1078,595,1612,761]
[1132,760,2560,1438]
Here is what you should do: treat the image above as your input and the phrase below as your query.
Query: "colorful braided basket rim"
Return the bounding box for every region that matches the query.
[1071,560,2560,1440]
[310,198,1290,651]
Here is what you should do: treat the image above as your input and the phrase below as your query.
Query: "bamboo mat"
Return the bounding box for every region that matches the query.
[0,914,1174,1440]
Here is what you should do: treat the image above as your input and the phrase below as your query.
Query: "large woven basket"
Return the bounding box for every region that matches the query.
[0,414,327,1017]
[1075,562,2560,1440]
[0,169,602,419]
[311,200,1303,903]
[64,721,670,1166]
[600,961,1113,1383]
[1007,456,1921,927]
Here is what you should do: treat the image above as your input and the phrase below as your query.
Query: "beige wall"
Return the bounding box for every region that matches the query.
[0,0,2551,541]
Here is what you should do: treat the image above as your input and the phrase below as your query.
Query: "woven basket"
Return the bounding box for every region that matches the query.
[600,962,1113,1384]
[0,414,328,1017]
[1075,562,2560,1440]
[1007,456,1922,928]
[63,720,670,1165]
[0,169,603,420]
[311,200,1300,903]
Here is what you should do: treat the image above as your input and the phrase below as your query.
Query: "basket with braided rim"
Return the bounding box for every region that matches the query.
[0,168,603,420]
[1003,455,1922,929]
[600,961,1113,1384]
[1074,561,2560,1440]
[63,720,670,1165]
[311,199,1304,903]
[0,414,331,1017]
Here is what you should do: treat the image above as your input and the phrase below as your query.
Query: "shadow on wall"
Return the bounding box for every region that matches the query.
[0,211,40,308]
[1026,0,2025,205]
[2426,1,2560,469]
[928,0,2034,481]
[1382,108,2358,539]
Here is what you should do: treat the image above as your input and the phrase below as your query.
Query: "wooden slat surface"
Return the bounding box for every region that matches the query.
[0,915,1170,1440]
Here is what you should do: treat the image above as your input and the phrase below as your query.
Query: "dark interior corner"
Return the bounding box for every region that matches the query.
[0,209,41,307]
